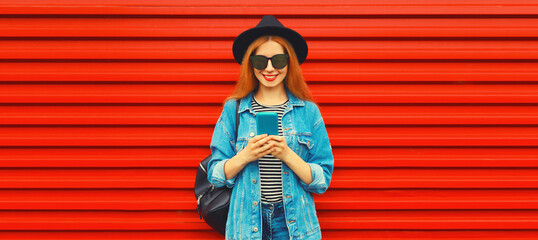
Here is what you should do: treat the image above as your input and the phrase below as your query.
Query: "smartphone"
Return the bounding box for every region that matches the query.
[256,112,279,136]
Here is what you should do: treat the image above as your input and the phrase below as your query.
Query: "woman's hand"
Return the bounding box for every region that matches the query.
[268,136,292,162]
[236,134,275,164]
[225,134,275,180]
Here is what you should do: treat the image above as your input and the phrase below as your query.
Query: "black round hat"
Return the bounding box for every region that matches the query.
[232,15,308,65]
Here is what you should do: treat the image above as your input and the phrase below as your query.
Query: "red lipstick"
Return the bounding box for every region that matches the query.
[263,74,277,81]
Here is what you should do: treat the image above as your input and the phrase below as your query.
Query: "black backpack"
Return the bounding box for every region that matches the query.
[194,100,240,236]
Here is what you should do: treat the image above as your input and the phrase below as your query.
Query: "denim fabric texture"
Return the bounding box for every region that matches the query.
[208,89,334,240]
[262,202,289,240]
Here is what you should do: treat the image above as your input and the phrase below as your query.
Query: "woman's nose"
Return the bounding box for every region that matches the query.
[265,60,275,71]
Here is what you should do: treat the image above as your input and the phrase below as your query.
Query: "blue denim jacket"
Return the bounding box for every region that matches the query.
[208,89,334,240]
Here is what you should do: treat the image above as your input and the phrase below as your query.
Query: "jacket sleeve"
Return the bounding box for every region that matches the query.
[207,100,239,189]
[300,104,334,194]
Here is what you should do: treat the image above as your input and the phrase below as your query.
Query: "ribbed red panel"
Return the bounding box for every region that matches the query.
[1,1,538,239]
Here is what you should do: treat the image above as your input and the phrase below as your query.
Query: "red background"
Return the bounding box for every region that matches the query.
[1,0,538,239]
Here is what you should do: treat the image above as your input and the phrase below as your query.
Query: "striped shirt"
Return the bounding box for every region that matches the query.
[252,96,289,203]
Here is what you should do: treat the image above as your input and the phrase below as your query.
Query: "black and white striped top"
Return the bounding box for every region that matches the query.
[252,96,289,203]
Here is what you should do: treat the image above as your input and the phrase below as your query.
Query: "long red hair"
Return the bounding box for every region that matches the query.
[225,35,314,104]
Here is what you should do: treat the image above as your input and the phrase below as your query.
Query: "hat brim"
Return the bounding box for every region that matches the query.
[233,26,308,65]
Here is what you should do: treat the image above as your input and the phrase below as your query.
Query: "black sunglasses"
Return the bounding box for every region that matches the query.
[249,54,289,70]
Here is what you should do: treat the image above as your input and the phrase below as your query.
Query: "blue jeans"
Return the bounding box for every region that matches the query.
[262,202,290,240]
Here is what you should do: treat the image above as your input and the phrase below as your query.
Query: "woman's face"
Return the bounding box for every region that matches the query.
[252,40,288,89]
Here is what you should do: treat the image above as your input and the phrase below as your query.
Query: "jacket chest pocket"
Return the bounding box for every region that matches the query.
[296,134,314,159]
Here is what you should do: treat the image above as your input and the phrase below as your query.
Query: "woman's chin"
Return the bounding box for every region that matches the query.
[260,82,282,89]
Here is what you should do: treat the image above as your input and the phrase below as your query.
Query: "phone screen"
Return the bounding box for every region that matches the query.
[256,112,279,136]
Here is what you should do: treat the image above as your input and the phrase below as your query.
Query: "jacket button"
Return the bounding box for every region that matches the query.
[253,227,258,232]
[252,179,257,184]
[250,132,255,137]
[253,201,258,206]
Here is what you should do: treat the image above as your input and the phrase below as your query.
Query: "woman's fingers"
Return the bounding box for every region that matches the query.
[270,135,284,142]
[253,135,273,148]
[262,149,274,157]
[249,134,267,144]
[256,141,275,155]
[246,135,287,159]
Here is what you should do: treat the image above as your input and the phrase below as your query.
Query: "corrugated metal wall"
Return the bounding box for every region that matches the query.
[1,0,538,239]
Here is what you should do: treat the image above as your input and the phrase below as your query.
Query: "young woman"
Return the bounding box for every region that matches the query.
[207,15,334,240]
